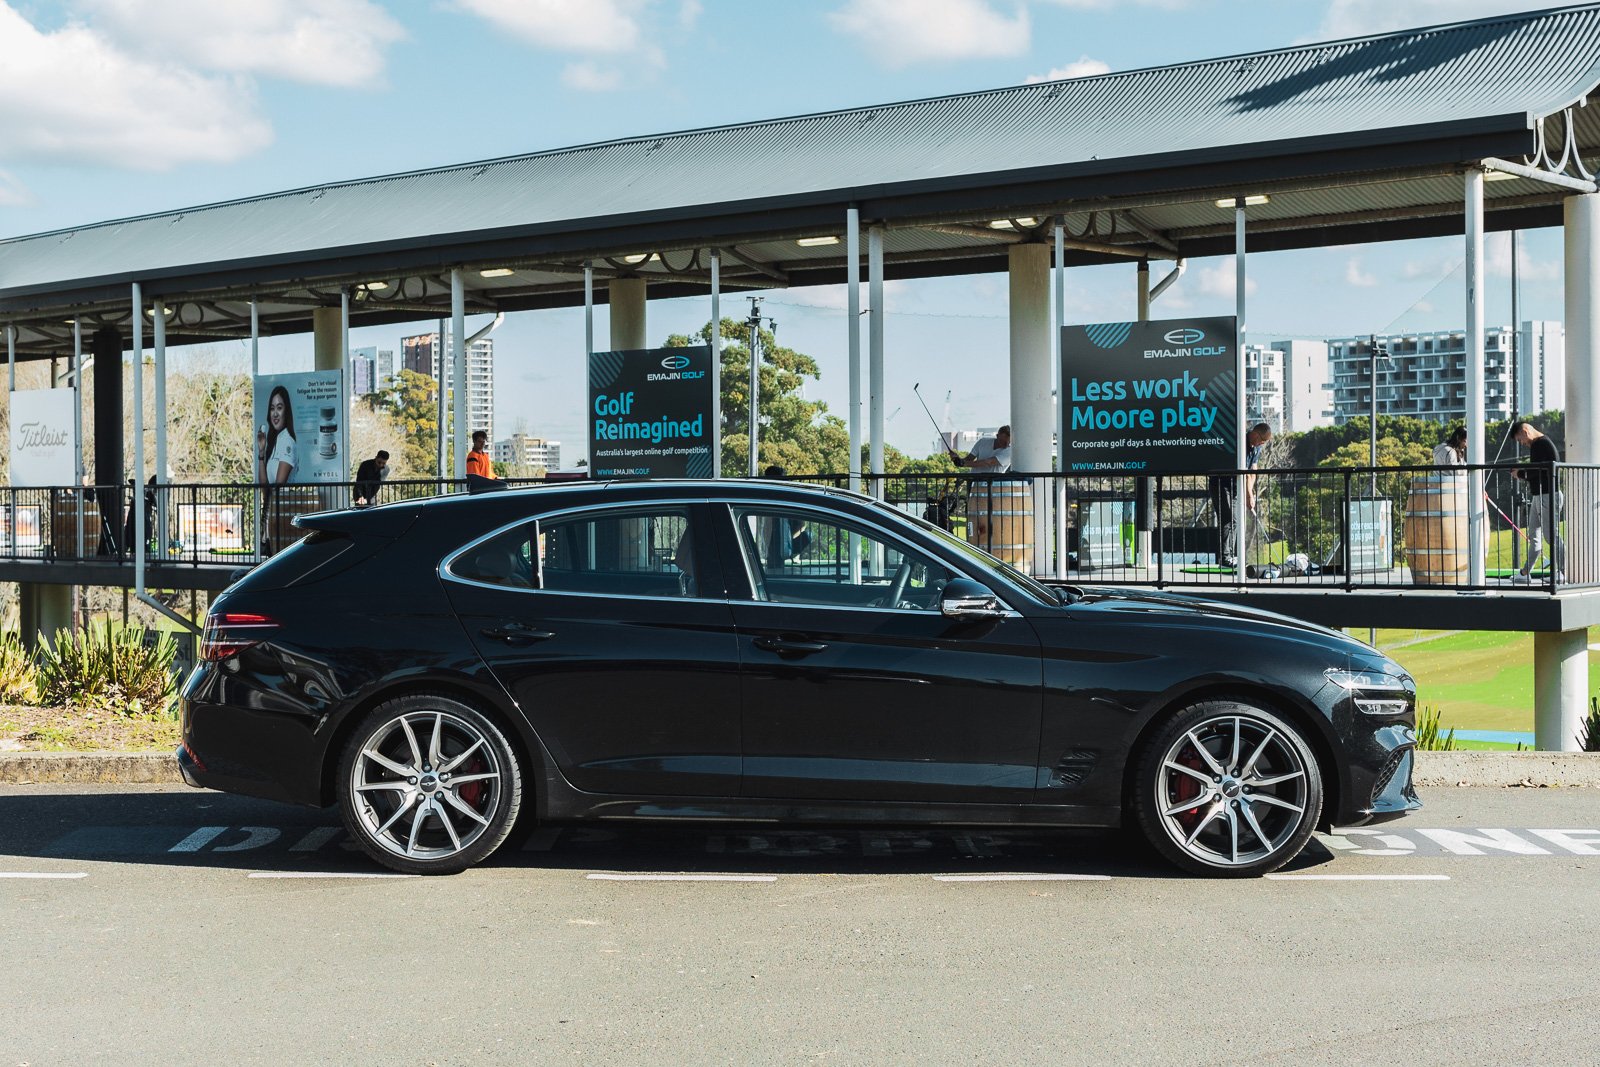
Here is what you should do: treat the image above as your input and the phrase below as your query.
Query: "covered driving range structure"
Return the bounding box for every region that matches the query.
[5,4,1600,747]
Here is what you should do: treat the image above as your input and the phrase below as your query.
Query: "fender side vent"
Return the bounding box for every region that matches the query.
[1053,749,1099,787]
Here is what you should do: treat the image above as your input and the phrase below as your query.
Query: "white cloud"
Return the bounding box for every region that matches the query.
[1025,55,1110,83]
[0,3,272,170]
[830,0,1030,66]
[0,168,31,207]
[78,0,404,88]
[678,0,703,28]
[1486,231,1560,283]
[561,61,624,91]
[1192,259,1258,300]
[455,0,646,54]
[1315,0,1554,39]
[1039,0,1189,7]
[1345,257,1378,287]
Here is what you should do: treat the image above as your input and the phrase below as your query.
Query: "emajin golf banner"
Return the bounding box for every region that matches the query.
[1060,316,1239,474]
[588,346,715,478]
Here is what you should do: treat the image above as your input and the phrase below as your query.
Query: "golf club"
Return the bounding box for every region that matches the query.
[912,382,953,453]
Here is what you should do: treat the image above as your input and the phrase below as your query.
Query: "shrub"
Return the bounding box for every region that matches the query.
[36,623,178,717]
[1583,697,1600,754]
[1414,705,1457,751]
[0,631,37,704]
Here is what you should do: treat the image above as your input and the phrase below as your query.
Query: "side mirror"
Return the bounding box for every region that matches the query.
[940,577,1006,620]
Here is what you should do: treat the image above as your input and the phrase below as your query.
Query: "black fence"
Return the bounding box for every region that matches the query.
[2,464,1594,594]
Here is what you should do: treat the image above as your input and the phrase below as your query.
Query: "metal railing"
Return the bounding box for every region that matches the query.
[2,464,1594,594]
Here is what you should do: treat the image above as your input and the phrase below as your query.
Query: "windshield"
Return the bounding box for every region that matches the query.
[865,498,1060,606]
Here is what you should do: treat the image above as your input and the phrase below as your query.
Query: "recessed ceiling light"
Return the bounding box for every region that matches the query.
[142,306,176,317]
[1484,170,1519,182]
[622,253,653,264]
[358,281,390,291]
[479,268,515,277]
[988,217,1041,230]
[796,236,840,246]
[1215,195,1270,208]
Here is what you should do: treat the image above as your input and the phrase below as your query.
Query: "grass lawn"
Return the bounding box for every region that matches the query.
[1367,626,1600,733]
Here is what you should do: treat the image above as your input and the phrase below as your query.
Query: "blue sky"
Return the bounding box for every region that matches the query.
[0,0,1568,460]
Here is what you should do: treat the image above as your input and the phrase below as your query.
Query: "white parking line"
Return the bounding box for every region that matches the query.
[1265,873,1451,881]
[0,872,88,879]
[933,873,1113,882]
[247,872,419,879]
[585,873,777,882]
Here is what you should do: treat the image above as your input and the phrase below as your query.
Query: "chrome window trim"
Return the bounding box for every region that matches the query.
[437,494,1018,615]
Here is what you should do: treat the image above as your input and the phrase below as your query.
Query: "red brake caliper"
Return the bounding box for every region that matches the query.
[1171,746,1206,829]
[458,756,488,811]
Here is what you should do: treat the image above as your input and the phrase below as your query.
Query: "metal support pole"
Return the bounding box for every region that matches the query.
[436,317,447,481]
[846,207,862,494]
[869,224,885,493]
[6,323,13,391]
[154,300,168,558]
[340,288,351,484]
[1234,201,1248,575]
[1465,169,1486,586]
[132,282,145,591]
[710,248,722,479]
[451,269,467,479]
[747,298,761,477]
[73,318,83,566]
[1137,259,1151,323]
[1054,218,1068,580]
[1134,251,1152,571]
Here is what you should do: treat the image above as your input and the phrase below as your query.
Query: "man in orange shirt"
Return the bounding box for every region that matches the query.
[466,431,493,478]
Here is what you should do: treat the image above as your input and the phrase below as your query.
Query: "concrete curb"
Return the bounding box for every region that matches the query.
[0,749,1596,789]
[1413,750,1600,788]
[0,751,181,785]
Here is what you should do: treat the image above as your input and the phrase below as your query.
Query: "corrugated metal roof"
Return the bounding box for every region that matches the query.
[4,3,1600,308]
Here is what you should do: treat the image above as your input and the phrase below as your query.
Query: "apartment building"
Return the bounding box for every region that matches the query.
[1243,339,1334,433]
[494,434,561,472]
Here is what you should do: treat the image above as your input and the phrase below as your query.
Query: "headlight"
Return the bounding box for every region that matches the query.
[1326,668,1413,716]
[1325,669,1409,691]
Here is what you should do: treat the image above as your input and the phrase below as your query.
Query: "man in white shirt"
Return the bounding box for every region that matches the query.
[951,425,1012,472]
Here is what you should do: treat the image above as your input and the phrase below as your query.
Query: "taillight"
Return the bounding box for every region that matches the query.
[201,612,279,661]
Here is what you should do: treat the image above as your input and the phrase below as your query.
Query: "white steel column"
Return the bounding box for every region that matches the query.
[1565,194,1600,465]
[1535,628,1587,751]
[340,289,351,483]
[1011,242,1051,577]
[1234,202,1248,573]
[1137,259,1151,322]
[846,208,862,493]
[153,300,167,558]
[73,318,84,568]
[132,282,145,590]
[711,249,722,479]
[868,224,885,490]
[609,278,647,351]
[249,300,259,379]
[1465,170,1486,586]
[451,269,467,478]
[6,324,13,390]
[1054,218,1068,580]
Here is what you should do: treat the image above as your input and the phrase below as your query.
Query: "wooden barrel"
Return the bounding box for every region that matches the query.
[50,491,100,558]
[967,479,1033,572]
[1404,474,1468,585]
[266,485,332,549]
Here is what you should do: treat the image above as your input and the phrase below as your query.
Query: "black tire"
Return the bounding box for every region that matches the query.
[337,693,523,875]
[1132,699,1323,878]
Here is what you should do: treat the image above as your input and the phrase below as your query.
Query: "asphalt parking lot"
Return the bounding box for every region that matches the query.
[2,784,1596,1066]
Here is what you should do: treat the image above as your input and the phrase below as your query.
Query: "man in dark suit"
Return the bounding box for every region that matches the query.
[354,450,389,507]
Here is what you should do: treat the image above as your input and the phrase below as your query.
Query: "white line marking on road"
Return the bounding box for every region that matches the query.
[585,873,778,882]
[0,872,88,879]
[247,872,419,879]
[169,826,227,852]
[933,873,1113,882]
[288,827,342,852]
[1265,874,1451,881]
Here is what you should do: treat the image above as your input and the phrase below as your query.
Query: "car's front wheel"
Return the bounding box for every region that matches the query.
[337,694,523,874]
[1133,700,1323,877]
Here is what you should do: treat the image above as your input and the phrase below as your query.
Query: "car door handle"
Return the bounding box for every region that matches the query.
[480,623,555,645]
[752,635,828,656]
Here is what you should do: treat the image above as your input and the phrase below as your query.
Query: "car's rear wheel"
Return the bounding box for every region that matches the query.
[337,694,522,875]
[1133,700,1323,877]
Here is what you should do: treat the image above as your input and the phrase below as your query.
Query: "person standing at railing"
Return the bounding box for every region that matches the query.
[466,430,506,495]
[1211,422,1272,569]
[1511,420,1562,582]
[1433,427,1467,467]
[354,449,389,507]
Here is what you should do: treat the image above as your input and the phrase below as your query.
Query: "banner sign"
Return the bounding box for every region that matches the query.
[588,346,715,478]
[1060,317,1239,474]
[253,371,346,484]
[9,388,77,486]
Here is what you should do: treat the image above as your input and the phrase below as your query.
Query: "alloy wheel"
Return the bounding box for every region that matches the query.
[348,709,505,863]
[1154,713,1311,869]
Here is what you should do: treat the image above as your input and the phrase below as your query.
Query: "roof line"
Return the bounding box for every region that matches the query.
[3,2,1594,248]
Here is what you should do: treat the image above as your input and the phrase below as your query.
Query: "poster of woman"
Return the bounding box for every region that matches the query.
[252,371,345,485]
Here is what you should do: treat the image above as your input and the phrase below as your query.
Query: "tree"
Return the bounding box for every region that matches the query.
[665,319,851,475]
[372,369,440,476]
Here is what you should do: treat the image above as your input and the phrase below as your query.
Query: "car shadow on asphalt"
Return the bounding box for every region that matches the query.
[0,789,1339,879]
